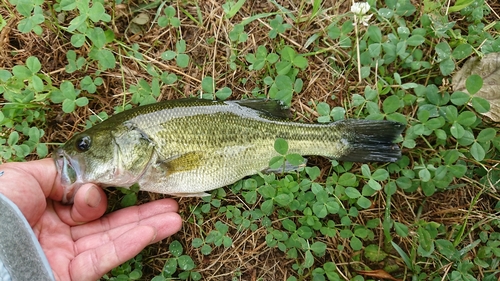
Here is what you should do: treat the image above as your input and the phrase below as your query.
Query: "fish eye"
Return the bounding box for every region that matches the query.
[75,134,92,152]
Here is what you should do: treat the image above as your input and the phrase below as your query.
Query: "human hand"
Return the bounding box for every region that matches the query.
[0,158,182,281]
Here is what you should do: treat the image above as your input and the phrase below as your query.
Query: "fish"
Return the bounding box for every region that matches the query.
[53,98,405,203]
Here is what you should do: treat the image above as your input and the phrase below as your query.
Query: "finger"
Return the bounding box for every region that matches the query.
[72,184,107,223]
[53,184,108,226]
[71,198,179,240]
[0,158,55,223]
[0,158,65,200]
[74,212,182,253]
[69,226,156,281]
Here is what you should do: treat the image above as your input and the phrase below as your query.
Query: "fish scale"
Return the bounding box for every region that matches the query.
[54,99,405,203]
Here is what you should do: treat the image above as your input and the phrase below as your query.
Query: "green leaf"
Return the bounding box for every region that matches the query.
[282,219,296,232]
[466,74,483,95]
[269,156,284,169]
[215,87,232,100]
[36,143,48,157]
[88,2,109,23]
[372,169,389,181]
[87,27,106,49]
[435,42,451,60]
[470,142,485,161]
[394,222,409,237]
[96,49,116,70]
[162,258,177,275]
[417,227,434,257]
[292,56,308,69]
[383,95,400,114]
[449,0,475,12]
[286,153,304,166]
[452,43,472,60]
[303,250,314,268]
[456,111,476,126]
[313,202,328,218]
[200,244,212,255]
[471,97,490,113]
[192,238,204,248]
[161,50,176,60]
[62,99,76,113]
[275,193,292,206]
[367,178,382,190]
[71,34,86,48]
[350,236,363,251]
[274,138,288,155]
[176,39,187,53]
[8,131,19,146]
[440,58,455,76]
[201,76,214,93]
[364,244,388,262]
[178,255,195,270]
[31,75,44,92]
[476,128,497,143]
[120,192,137,207]
[75,97,89,107]
[60,0,77,10]
[391,241,412,269]
[345,187,361,199]
[12,65,31,79]
[176,54,189,68]
[338,173,357,186]
[357,196,372,209]
[396,176,412,189]
[419,168,431,182]
[406,35,425,46]
[169,240,184,257]
[310,241,327,256]
[367,25,382,43]
[26,56,41,73]
[378,8,394,18]
[435,239,460,261]
[450,91,470,105]
[450,122,465,139]
[316,102,330,116]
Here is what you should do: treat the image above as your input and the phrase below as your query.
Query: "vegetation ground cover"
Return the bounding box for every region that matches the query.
[1,0,499,280]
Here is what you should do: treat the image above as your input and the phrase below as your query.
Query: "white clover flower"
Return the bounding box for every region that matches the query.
[351,2,372,26]
[351,2,370,15]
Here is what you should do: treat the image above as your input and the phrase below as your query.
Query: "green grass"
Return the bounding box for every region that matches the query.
[1,0,500,280]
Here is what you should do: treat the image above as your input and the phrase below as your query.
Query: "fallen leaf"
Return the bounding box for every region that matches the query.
[132,13,150,25]
[452,53,500,122]
[356,269,403,281]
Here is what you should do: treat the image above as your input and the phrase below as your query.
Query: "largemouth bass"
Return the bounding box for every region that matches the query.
[54,99,404,203]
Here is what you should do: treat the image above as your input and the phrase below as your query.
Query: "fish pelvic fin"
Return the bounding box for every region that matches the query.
[263,158,308,174]
[168,192,211,197]
[338,120,405,163]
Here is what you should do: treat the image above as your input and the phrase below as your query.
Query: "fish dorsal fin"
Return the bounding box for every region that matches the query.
[231,99,292,119]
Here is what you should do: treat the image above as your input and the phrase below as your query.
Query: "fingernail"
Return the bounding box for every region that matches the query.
[85,185,101,208]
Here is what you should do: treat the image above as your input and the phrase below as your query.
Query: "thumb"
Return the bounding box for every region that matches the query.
[54,183,108,225]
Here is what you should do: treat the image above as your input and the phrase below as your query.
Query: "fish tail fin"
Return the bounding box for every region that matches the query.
[338,120,405,163]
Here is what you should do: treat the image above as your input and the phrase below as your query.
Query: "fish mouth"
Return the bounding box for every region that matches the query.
[53,148,83,204]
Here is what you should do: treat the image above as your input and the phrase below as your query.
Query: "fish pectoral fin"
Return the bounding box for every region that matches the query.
[168,192,211,197]
[262,158,308,174]
[157,151,204,175]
